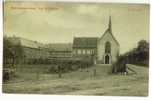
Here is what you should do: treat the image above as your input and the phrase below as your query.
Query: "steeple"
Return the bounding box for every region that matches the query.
[108,16,112,33]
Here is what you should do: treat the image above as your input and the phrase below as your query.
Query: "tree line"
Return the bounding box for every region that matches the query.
[112,40,149,74]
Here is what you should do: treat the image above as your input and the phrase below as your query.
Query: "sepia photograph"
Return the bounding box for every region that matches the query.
[2,1,149,96]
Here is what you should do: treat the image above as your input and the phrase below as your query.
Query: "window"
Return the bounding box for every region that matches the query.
[91,49,94,54]
[87,50,90,54]
[78,49,81,54]
[85,50,87,54]
[74,50,77,54]
[92,50,94,54]
[105,41,111,53]
[83,49,85,54]
[81,49,83,54]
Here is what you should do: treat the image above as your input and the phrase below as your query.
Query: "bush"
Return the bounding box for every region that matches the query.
[3,68,15,82]
[47,58,94,74]
[47,65,60,74]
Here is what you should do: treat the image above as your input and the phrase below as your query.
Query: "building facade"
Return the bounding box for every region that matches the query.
[73,16,120,64]
[7,37,50,64]
[48,43,72,58]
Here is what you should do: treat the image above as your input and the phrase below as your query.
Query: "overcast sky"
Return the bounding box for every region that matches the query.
[4,2,149,54]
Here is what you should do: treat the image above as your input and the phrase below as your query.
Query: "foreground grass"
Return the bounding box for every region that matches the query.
[3,64,149,96]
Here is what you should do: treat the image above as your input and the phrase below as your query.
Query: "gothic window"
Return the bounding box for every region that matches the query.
[105,41,111,53]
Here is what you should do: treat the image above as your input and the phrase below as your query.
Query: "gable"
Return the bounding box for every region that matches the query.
[99,29,119,46]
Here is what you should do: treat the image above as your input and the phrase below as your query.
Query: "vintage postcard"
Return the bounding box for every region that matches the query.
[3,1,149,96]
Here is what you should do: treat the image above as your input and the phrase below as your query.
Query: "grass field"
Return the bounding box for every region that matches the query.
[3,64,149,96]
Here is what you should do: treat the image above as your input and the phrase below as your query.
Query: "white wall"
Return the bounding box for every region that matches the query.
[97,31,119,64]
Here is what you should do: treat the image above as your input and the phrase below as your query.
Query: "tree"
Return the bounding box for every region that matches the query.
[4,36,24,64]
[137,40,149,52]
[112,40,149,74]
[136,40,149,65]
[3,37,15,82]
[3,37,15,66]
[11,41,24,64]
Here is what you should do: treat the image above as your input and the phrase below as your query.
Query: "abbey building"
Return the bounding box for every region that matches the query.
[72,16,120,64]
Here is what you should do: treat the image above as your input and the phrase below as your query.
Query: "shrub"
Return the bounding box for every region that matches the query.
[3,67,15,82]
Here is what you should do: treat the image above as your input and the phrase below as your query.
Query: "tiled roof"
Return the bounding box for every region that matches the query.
[47,43,72,51]
[8,37,46,49]
[19,38,46,49]
[7,37,72,51]
[73,37,98,49]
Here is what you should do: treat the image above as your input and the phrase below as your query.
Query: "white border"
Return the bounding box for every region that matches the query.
[2,0,150,4]
[0,0,3,97]
[0,0,150,100]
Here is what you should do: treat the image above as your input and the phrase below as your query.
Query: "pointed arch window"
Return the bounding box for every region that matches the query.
[105,41,111,53]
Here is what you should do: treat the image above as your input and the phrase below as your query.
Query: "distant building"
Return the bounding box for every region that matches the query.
[48,43,72,58]
[73,16,120,64]
[72,37,97,63]
[7,36,50,63]
[6,36,73,63]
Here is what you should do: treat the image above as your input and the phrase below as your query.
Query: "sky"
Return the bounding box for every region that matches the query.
[4,1,149,54]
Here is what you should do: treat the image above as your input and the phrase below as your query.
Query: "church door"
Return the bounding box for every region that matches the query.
[105,55,109,64]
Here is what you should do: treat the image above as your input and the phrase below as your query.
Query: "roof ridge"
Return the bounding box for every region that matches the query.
[74,37,98,38]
